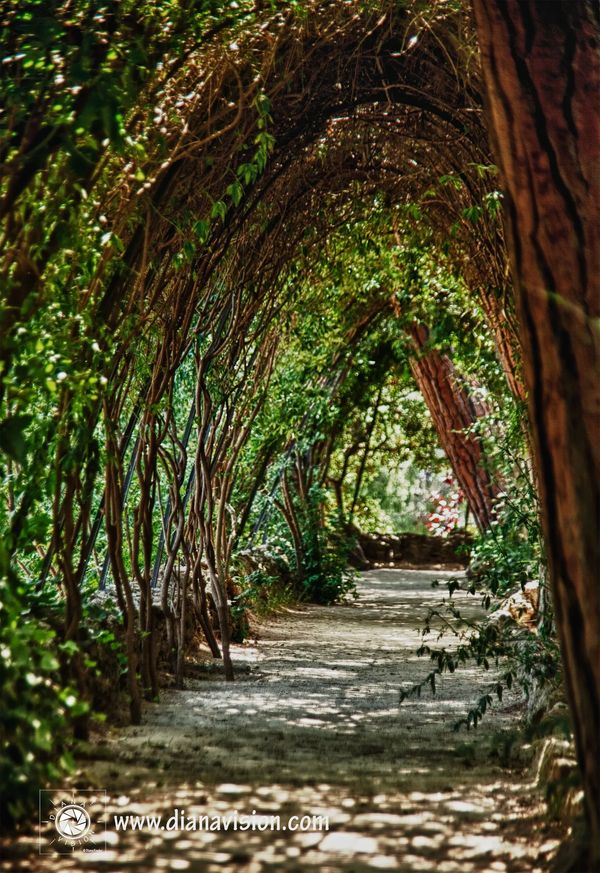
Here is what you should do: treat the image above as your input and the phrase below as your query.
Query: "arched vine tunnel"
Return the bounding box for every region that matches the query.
[0,1,598,870]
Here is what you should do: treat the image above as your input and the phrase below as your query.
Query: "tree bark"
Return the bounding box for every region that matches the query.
[472,1,600,860]
[409,323,497,532]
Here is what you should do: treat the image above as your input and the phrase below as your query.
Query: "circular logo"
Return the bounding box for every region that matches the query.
[54,804,92,840]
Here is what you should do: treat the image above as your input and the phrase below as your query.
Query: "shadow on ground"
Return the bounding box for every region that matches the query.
[1,570,561,872]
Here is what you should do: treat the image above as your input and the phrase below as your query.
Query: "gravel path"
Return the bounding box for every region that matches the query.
[4,569,560,872]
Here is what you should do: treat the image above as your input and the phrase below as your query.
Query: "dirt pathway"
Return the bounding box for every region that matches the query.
[5,569,561,872]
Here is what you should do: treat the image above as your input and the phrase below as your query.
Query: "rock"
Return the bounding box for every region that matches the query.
[489,580,540,631]
[534,738,583,822]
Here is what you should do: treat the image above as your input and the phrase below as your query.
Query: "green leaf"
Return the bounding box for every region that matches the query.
[182,240,196,261]
[58,641,79,656]
[193,219,210,244]
[226,180,243,207]
[210,200,227,221]
[237,162,256,185]
[40,653,59,671]
[254,93,271,117]
[68,700,89,718]
[462,205,482,224]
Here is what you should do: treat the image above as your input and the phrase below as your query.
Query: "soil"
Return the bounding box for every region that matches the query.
[2,568,563,872]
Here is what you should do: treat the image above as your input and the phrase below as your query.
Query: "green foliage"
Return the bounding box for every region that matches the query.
[297,488,357,605]
[399,573,559,731]
[0,576,84,827]
[397,401,561,730]
[82,591,128,677]
[233,567,295,619]
[468,401,543,597]
[469,493,542,599]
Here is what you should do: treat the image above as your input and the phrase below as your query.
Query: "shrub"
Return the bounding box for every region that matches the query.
[0,575,85,827]
[298,491,357,604]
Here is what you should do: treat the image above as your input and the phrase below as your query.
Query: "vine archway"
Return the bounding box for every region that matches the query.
[1,0,597,861]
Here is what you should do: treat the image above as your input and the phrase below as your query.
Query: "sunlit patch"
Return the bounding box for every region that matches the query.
[444,800,485,813]
[319,831,379,853]
[215,783,251,795]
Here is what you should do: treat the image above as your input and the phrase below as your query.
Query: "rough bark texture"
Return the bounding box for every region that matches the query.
[472,0,600,860]
[409,323,497,532]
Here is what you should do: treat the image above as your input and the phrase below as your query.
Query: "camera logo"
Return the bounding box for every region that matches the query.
[39,790,107,854]
[54,804,91,840]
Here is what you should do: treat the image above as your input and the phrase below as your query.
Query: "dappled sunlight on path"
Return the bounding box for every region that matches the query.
[2,570,560,872]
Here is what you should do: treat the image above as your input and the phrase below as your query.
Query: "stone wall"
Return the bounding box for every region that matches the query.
[351,531,472,569]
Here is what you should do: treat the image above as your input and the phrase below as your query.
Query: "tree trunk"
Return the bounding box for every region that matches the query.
[409,323,497,531]
[472,1,600,860]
